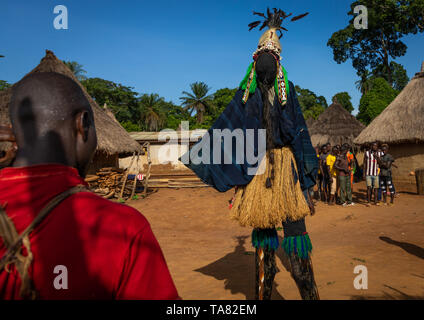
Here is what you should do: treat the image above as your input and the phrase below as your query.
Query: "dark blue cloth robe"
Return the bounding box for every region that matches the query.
[180,81,318,193]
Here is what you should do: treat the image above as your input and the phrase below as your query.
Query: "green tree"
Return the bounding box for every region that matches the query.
[332,92,354,113]
[303,105,326,120]
[0,80,11,91]
[121,121,141,132]
[327,0,424,84]
[138,94,166,131]
[180,82,214,124]
[161,101,190,130]
[355,70,373,95]
[372,61,409,91]
[357,77,398,125]
[63,61,87,81]
[81,77,139,124]
[295,85,328,119]
[211,88,237,118]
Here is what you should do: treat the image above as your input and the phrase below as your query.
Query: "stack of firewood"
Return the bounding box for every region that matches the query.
[85,167,125,199]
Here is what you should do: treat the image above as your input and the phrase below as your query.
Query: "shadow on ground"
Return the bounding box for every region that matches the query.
[351,285,424,300]
[194,235,287,300]
[379,236,424,260]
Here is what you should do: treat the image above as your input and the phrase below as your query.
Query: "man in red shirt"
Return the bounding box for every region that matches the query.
[0,72,179,299]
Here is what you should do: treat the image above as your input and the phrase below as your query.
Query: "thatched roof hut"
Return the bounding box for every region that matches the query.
[305,118,315,132]
[354,62,424,189]
[308,102,365,149]
[354,63,424,145]
[0,50,141,171]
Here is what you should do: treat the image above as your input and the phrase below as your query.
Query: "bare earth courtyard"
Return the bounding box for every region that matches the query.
[128,182,424,300]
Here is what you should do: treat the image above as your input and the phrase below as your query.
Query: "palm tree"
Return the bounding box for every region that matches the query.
[63,61,87,81]
[180,82,214,124]
[355,70,372,95]
[138,94,165,131]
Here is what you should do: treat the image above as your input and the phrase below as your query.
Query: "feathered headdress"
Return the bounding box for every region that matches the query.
[241,8,309,105]
[249,8,309,60]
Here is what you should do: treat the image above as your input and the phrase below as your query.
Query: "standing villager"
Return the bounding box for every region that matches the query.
[316,146,323,201]
[335,145,354,206]
[363,142,383,206]
[377,144,395,205]
[326,146,339,205]
[343,143,355,189]
[320,144,331,203]
[183,8,319,300]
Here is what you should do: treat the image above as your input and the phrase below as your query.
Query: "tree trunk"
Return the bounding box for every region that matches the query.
[415,168,424,195]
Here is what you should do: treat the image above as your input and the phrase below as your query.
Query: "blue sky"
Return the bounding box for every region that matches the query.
[1,0,423,115]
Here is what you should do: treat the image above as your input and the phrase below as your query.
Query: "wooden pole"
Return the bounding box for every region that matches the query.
[143,142,151,197]
[120,152,136,199]
[415,168,424,195]
[130,152,140,199]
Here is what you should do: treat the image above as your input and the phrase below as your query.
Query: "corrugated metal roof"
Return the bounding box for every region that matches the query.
[130,130,207,142]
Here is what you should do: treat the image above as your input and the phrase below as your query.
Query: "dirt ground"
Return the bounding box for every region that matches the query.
[128,181,424,300]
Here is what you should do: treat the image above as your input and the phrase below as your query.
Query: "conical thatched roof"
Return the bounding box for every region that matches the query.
[309,102,365,148]
[355,63,424,145]
[305,117,315,131]
[0,50,141,156]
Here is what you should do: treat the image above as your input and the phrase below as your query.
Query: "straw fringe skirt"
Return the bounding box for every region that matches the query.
[230,147,310,229]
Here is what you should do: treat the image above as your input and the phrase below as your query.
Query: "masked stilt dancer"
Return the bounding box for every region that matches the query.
[182,8,319,300]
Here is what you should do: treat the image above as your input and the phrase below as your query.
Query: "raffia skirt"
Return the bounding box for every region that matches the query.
[230,147,310,229]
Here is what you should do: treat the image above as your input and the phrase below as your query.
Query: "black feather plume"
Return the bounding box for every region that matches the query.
[248,21,261,30]
[253,11,266,18]
[247,7,309,35]
[291,12,309,21]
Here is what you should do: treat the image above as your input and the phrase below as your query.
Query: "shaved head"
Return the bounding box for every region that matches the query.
[9,72,97,176]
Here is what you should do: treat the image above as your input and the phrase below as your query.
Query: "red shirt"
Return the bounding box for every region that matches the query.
[0,164,179,300]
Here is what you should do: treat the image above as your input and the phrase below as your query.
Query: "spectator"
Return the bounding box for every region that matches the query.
[363,142,383,206]
[326,146,339,205]
[377,144,396,205]
[335,145,354,206]
[320,144,331,203]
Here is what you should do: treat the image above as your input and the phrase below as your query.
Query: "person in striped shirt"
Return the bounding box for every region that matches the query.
[363,142,383,206]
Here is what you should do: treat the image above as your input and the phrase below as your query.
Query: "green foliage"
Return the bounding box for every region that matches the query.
[121,121,141,132]
[180,82,215,124]
[82,78,138,110]
[327,0,423,83]
[332,92,354,113]
[63,61,87,81]
[295,85,328,119]
[357,77,398,125]
[303,105,326,120]
[211,88,237,118]
[161,101,190,130]
[81,77,139,124]
[372,61,409,91]
[137,93,166,132]
[355,70,373,95]
[0,80,11,91]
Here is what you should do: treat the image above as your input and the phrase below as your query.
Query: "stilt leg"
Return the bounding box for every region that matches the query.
[255,247,264,300]
[255,247,276,300]
[289,253,320,300]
